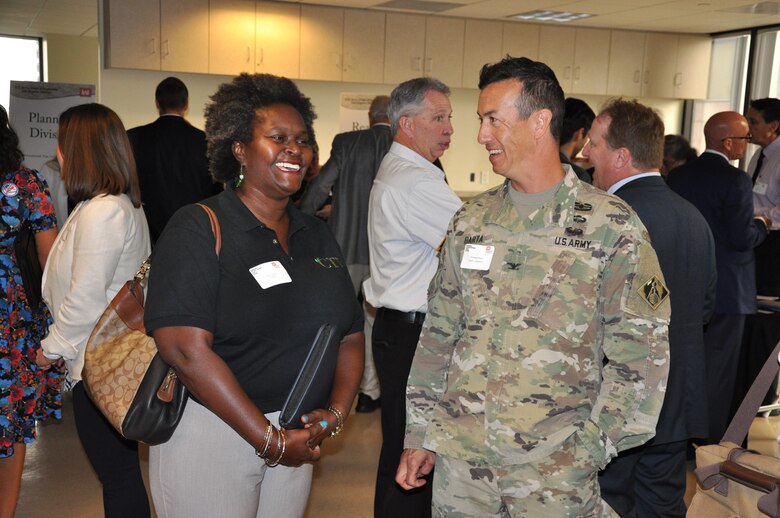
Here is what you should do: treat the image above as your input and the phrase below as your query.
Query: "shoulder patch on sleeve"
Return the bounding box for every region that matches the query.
[636,275,670,310]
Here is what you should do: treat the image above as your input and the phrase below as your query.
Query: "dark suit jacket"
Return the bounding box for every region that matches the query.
[615,175,717,442]
[299,124,393,268]
[128,115,221,244]
[667,152,768,315]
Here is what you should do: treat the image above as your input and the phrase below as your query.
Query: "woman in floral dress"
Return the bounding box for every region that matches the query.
[0,105,61,517]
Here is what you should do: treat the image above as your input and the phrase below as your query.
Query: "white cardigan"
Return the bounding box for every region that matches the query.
[41,193,150,381]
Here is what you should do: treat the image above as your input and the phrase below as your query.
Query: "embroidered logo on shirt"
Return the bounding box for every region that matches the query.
[638,275,670,310]
[553,236,593,249]
[314,257,344,269]
[2,182,19,197]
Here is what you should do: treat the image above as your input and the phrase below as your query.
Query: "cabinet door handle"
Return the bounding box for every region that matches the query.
[643,70,649,84]
[257,47,264,66]
[425,57,432,74]
[162,39,169,58]
[674,72,683,86]
[634,70,640,84]
[574,66,581,81]
[564,65,571,80]
[412,57,422,71]
[148,38,156,55]
[246,46,250,63]
[343,52,351,72]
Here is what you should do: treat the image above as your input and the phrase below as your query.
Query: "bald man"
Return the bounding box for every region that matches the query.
[668,111,771,444]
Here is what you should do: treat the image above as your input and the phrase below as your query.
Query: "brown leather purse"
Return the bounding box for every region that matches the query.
[82,204,221,445]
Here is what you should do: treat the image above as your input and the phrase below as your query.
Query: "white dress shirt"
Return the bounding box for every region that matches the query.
[363,142,462,313]
[749,136,780,230]
[41,193,151,381]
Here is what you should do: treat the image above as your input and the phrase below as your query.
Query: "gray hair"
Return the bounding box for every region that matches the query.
[388,77,450,135]
[368,95,390,121]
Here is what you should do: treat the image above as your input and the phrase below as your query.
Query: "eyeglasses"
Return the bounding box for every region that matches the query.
[721,134,752,141]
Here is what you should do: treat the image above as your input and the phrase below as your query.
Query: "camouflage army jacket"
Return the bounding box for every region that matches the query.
[404,168,671,467]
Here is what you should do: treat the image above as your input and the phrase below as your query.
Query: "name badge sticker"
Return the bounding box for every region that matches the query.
[460,244,495,271]
[754,181,768,195]
[249,261,292,289]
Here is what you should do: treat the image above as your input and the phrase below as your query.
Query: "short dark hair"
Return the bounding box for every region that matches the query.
[388,77,450,135]
[664,134,696,164]
[750,98,780,124]
[204,73,316,183]
[600,99,664,171]
[57,103,142,207]
[561,98,595,145]
[155,77,189,111]
[478,56,565,140]
[0,104,24,172]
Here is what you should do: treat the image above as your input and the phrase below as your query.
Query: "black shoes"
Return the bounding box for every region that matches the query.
[355,393,381,413]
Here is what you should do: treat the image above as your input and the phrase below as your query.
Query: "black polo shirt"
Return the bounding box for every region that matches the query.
[145,187,362,412]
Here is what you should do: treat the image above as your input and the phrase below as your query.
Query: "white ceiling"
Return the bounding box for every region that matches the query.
[1,0,780,39]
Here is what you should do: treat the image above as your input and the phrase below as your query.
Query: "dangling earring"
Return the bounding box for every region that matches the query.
[236,164,245,188]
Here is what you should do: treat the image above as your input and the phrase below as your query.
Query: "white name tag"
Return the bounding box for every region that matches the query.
[249,261,292,289]
[755,181,768,195]
[460,244,494,271]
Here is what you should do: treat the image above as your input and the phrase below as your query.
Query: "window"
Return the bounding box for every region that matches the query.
[0,35,43,112]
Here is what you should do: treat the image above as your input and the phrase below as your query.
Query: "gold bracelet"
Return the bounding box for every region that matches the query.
[255,423,274,459]
[327,405,344,437]
[265,429,286,467]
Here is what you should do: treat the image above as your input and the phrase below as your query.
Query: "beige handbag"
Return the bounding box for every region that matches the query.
[82,203,220,444]
[687,339,780,517]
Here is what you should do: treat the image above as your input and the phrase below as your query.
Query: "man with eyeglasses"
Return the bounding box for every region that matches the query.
[668,111,770,444]
[747,98,780,297]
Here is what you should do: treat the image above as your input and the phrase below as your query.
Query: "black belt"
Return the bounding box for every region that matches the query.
[377,307,426,326]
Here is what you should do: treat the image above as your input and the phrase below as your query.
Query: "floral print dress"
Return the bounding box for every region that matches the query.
[0,167,62,458]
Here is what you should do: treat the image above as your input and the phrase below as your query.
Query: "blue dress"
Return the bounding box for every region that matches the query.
[0,167,62,458]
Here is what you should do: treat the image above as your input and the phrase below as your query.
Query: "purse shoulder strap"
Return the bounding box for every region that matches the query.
[722,338,780,444]
[196,203,221,257]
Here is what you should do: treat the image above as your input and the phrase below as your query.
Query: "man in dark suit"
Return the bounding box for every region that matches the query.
[128,77,221,245]
[586,99,717,517]
[299,95,393,413]
[560,97,595,184]
[667,111,771,445]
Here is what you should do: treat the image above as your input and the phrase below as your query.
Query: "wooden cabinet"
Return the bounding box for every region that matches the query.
[539,26,610,95]
[209,0,255,75]
[160,0,208,73]
[383,14,464,87]
[424,17,465,87]
[642,32,678,98]
[383,13,427,85]
[502,23,540,62]
[300,7,385,83]
[607,31,646,97]
[572,28,610,95]
[463,20,503,89]
[674,34,712,99]
[105,0,160,70]
[342,9,385,84]
[300,5,343,81]
[255,1,300,78]
[538,26,576,92]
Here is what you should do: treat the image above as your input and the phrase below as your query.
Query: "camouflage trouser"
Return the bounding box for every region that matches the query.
[432,435,618,517]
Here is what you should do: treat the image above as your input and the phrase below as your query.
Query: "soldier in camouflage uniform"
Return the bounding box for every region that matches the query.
[395,57,671,517]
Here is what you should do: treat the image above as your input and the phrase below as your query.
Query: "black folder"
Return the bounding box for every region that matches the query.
[279,323,340,429]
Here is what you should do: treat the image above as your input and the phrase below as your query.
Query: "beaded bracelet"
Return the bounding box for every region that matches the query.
[265,429,286,467]
[327,405,344,437]
[255,423,274,459]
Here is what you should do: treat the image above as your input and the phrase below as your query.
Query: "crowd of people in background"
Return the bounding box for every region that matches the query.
[1,57,779,517]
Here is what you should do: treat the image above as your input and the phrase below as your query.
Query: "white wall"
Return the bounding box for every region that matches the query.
[100,67,683,195]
